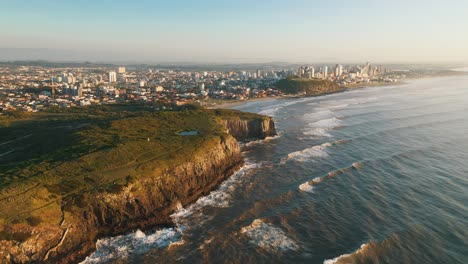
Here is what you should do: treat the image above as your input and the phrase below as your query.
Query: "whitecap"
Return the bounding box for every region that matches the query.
[299,182,314,193]
[258,100,301,116]
[302,110,334,121]
[303,128,332,137]
[80,229,182,263]
[352,162,362,170]
[242,134,281,147]
[281,142,332,163]
[299,177,325,192]
[323,243,371,264]
[308,117,341,128]
[240,219,300,253]
[303,116,341,138]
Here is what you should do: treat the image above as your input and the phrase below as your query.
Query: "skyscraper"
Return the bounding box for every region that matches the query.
[117,67,126,74]
[324,66,328,78]
[109,72,117,83]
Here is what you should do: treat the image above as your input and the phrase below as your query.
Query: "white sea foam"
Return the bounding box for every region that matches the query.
[323,243,371,264]
[302,110,334,121]
[308,117,341,128]
[303,127,332,137]
[281,142,332,163]
[242,134,281,147]
[303,116,341,137]
[298,182,314,193]
[80,229,182,263]
[329,103,350,109]
[240,219,300,253]
[258,100,301,116]
[299,177,325,192]
[333,97,379,109]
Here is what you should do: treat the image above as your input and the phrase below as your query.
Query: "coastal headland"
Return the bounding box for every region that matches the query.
[0,105,276,263]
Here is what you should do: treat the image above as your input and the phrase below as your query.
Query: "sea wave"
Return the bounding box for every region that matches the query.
[282,140,347,164]
[242,134,281,147]
[80,229,182,263]
[298,162,362,192]
[258,100,302,116]
[322,96,379,109]
[303,117,341,137]
[302,110,334,121]
[309,117,341,128]
[240,219,300,253]
[323,243,372,264]
[281,142,332,163]
[298,182,314,193]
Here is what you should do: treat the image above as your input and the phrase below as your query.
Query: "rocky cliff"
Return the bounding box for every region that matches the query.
[0,110,275,263]
[219,116,277,140]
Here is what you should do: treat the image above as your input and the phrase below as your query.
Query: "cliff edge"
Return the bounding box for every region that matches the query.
[0,107,276,263]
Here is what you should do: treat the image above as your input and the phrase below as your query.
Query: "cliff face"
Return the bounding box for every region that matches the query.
[219,116,277,141]
[0,113,275,264]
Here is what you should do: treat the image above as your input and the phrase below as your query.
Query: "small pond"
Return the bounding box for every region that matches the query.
[179,130,199,136]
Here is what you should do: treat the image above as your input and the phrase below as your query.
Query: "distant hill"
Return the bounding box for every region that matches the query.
[276,76,343,95]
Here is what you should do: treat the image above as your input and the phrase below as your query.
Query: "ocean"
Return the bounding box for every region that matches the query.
[82,75,468,264]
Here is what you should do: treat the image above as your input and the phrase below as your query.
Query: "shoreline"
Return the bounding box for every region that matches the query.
[210,71,468,110]
[213,82,400,110]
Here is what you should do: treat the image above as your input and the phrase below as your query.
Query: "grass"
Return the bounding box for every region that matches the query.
[0,105,267,228]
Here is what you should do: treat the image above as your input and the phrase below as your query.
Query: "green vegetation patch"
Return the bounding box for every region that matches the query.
[276,76,341,95]
[0,105,267,229]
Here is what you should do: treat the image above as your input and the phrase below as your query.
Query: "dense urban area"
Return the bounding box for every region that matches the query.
[0,62,401,114]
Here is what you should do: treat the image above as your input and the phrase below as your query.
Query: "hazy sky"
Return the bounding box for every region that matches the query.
[1,0,468,63]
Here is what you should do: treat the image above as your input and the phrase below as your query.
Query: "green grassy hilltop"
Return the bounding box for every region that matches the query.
[0,105,262,228]
[276,76,342,95]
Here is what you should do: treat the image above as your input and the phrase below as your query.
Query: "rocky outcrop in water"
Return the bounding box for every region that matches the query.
[0,114,275,264]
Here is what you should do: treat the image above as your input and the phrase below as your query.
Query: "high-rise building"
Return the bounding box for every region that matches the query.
[324,66,328,78]
[335,64,343,77]
[117,67,126,74]
[109,72,117,83]
[311,67,315,79]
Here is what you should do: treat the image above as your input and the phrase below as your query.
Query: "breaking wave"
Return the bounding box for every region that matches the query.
[281,142,332,163]
[258,100,302,116]
[240,219,300,253]
[282,140,347,163]
[298,182,314,193]
[298,162,362,192]
[303,117,341,137]
[323,243,372,264]
[80,229,182,263]
[242,134,281,147]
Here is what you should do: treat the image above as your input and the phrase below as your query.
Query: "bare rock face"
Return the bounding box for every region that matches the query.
[0,116,276,264]
[219,116,277,141]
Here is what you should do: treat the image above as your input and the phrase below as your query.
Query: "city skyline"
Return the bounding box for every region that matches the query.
[2,0,468,64]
